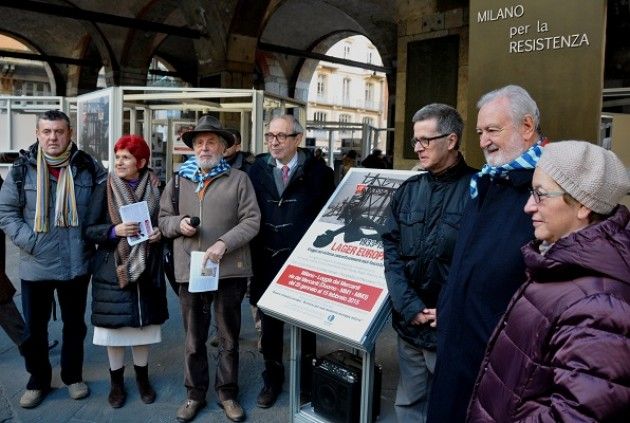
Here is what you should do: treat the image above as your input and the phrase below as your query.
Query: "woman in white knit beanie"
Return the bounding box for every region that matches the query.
[467,140,630,422]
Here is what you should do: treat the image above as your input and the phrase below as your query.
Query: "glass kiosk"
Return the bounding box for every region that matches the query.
[73,86,306,183]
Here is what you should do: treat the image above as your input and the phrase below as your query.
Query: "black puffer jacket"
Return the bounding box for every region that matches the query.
[382,156,476,349]
[85,172,168,329]
[248,149,335,304]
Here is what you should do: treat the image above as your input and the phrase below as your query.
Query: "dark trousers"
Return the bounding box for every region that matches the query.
[20,276,89,390]
[179,277,247,402]
[260,310,315,392]
[0,299,26,346]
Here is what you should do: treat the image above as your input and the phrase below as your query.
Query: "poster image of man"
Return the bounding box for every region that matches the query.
[313,170,410,248]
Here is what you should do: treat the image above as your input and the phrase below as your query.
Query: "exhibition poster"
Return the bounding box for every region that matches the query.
[257,168,416,348]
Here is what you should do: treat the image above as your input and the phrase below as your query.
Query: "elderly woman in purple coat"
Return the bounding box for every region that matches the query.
[467,141,630,422]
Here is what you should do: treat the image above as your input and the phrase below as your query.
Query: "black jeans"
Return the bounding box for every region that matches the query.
[179,277,247,402]
[259,310,315,393]
[20,276,89,390]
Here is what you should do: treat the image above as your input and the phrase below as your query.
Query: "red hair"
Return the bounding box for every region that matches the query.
[114,135,150,168]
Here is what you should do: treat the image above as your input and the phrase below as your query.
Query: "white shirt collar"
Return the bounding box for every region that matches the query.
[276,152,298,170]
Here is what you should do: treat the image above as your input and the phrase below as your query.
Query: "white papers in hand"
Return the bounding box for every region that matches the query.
[188,251,219,292]
[119,201,153,246]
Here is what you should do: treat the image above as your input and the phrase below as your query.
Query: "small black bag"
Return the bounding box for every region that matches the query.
[163,174,180,296]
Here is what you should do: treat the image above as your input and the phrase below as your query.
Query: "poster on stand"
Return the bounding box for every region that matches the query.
[257,168,417,348]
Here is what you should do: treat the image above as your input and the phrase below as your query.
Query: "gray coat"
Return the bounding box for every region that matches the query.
[0,143,107,281]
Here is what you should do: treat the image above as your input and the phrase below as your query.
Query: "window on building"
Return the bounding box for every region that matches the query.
[367,49,374,64]
[316,74,327,97]
[342,78,351,104]
[365,82,374,108]
[313,111,327,122]
[339,114,352,134]
[362,117,374,127]
[339,114,352,124]
[343,43,351,59]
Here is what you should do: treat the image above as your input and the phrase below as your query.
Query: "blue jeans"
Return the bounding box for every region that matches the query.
[395,336,436,423]
[20,276,89,390]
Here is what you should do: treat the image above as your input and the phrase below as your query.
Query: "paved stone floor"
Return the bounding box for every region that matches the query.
[0,239,399,422]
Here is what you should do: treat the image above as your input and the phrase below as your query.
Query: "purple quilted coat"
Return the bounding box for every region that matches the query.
[467,205,630,422]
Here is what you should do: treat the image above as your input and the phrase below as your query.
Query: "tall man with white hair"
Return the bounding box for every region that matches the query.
[427,85,543,422]
[159,115,260,423]
[249,115,335,409]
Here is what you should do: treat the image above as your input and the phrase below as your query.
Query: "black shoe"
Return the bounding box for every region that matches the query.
[256,385,280,408]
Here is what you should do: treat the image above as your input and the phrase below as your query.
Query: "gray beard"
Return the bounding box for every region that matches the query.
[198,156,221,171]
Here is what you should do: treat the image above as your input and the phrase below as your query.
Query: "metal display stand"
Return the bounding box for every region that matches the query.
[257,168,416,423]
[288,325,380,423]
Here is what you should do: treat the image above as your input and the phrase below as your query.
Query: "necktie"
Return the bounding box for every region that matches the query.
[282,165,290,186]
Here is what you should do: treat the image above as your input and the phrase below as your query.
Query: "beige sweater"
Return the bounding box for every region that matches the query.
[158,168,260,282]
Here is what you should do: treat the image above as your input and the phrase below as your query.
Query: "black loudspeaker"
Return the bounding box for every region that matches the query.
[312,349,381,423]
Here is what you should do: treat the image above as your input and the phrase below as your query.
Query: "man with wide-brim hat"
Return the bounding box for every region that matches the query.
[159,114,260,422]
[181,115,236,150]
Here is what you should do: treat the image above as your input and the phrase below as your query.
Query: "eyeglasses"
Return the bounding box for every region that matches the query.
[475,126,512,137]
[410,133,450,148]
[264,132,298,143]
[529,187,565,204]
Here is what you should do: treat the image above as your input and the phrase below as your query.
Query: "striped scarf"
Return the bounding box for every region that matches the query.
[469,142,543,199]
[34,143,78,232]
[107,169,160,288]
[178,156,230,192]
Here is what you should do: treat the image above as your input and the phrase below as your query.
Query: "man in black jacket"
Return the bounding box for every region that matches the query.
[382,103,476,422]
[248,115,335,409]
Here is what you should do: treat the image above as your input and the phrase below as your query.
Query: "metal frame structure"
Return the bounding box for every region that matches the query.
[0,88,306,180]
[305,121,392,168]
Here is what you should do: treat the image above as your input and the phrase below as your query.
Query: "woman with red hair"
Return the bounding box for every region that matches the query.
[85,135,168,408]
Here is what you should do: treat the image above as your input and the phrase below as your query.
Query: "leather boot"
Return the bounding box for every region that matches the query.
[134,364,156,404]
[108,367,126,408]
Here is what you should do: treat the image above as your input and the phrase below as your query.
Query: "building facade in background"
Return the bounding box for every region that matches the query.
[307,36,388,160]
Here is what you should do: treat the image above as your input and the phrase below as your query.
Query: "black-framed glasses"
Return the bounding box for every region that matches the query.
[264,132,298,143]
[529,187,565,204]
[410,133,450,148]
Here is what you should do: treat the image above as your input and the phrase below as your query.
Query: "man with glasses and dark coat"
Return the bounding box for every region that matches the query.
[382,103,476,422]
[248,115,335,409]
[427,85,542,422]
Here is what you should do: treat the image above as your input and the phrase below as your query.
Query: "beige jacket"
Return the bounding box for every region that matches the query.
[158,168,260,282]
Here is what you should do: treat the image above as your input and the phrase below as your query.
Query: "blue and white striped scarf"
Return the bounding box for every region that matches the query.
[469,142,543,199]
[178,156,230,192]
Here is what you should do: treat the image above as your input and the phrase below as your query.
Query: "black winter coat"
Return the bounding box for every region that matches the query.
[428,169,535,423]
[85,176,168,329]
[248,150,335,304]
[382,157,476,350]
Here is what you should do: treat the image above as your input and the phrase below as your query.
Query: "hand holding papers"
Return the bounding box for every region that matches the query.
[119,201,153,246]
[189,251,219,293]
